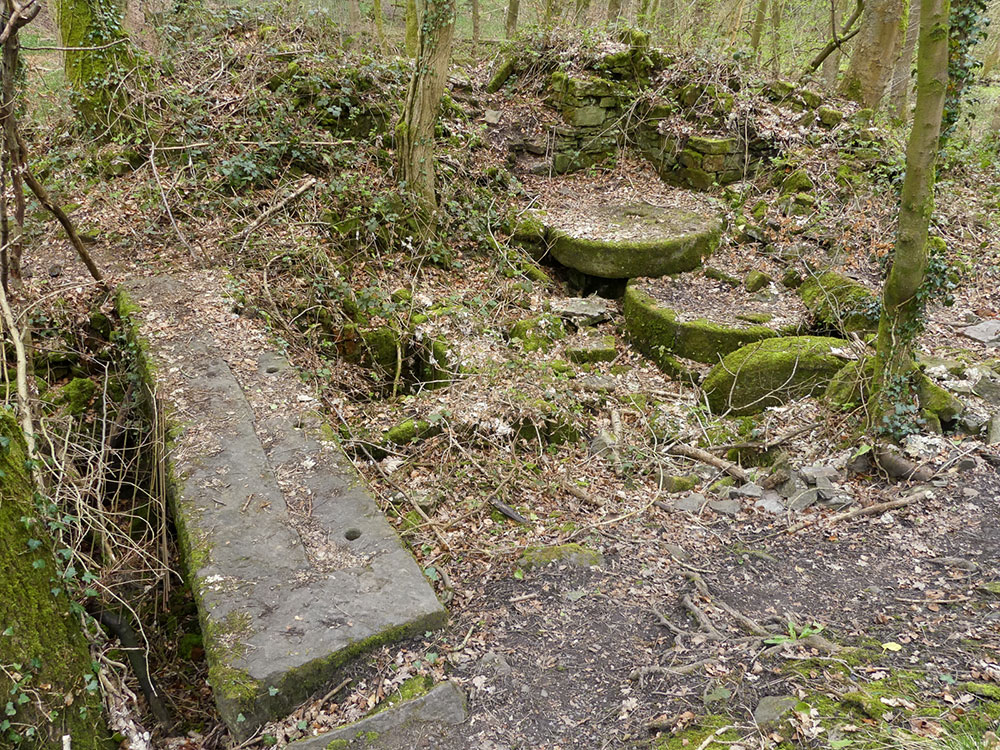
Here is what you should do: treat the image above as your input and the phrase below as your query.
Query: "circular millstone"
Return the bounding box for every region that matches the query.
[624,272,810,369]
[533,197,724,279]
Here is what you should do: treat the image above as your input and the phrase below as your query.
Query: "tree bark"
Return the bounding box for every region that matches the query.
[889,0,921,117]
[472,0,481,44]
[870,0,950,434]
[398,0,456,223]
[770,0,784,77]
[348,0,362,30]
[606,0,623,24]
[406,0,419,55]
[374,0,386,46]
[840,0,909,108]
[505,0,520,37]
[749,0,767,57]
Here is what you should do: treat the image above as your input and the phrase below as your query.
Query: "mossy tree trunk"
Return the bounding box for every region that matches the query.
[870,0,950,433]
[0,411,108,748]
[471,0,480,45]
[398,0,455,223]
[606,0,623,24]
[373,0,385,46]
[840,0,909,108]
[889,0,922,117]
[505,0,520,37]
[56,0,129,122]
[769,0,784,76]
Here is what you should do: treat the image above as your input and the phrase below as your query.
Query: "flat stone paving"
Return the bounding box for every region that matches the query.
[123,274,446,739]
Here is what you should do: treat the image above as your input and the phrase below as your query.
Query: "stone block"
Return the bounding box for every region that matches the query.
[688,135,738,155]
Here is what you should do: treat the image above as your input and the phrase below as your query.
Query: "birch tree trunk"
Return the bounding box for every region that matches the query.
[871,0,951,433]
[398,0,456,223]
[840,0,909,108]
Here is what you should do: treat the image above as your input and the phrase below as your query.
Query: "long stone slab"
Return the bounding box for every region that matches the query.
[120,274,446,739]
[287,681,467,749]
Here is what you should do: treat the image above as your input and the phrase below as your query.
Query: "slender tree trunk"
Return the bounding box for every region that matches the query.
[406,0,418,55]
[982,32,1000,77]
[1,24,24,283]
[749,0,767,58]
[544,0,558,25]
[398,0,456,224]
[871,0,950,433]
[606,0,623,24]
[889,0,921,117]
[472,0,480,44]
[727,0,747,45]
[373,0,385,46]
[348,0,362,29]
[821,0,850,87]
[840,0,909,108]
[505,0,520,37]
[770,0,784,77]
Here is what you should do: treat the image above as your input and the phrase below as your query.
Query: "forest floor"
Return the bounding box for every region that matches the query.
[8,10,1000,750]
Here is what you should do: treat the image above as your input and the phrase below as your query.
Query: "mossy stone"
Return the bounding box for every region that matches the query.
[520,543,603,569]
[744,270,771,292]
[917,374,964,422]
[702,336,850,415]
[779,169,813,196]
[818,106,843,127]
[688,136,737,155]
[798,271,879,336]
[510,314,566,352]
[705,266,741,287]
[385,418,443,445]
[486,57,516,93]
[566,335,617,363]
[624,282,779,368]
[58,377,97,415]
[825,357,874,407]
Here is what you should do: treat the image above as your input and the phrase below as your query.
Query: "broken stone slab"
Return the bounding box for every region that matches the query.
[961,320,1000,344]
[537,200,723,279]
[754,491,785,514]
[520,543,604,569]
[799,464,840,484]
[753,695,799,727]
[674,492,707,512]
[709,498,741,516]
[549,296,614,326]
[122,277,446,739]
[731,482,763,499]
[988,415,1000,445]
[814,475,837,500]
[566,334,618,363]
[973,377,1000,405]
[287,681,467,750]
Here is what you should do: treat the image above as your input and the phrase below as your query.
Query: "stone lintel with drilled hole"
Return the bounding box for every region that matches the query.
[536,201,723,279]
[121,276,446,740]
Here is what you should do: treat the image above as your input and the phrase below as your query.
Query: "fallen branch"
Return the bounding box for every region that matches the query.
[230,176,318,246]
[667,443,748,483]
[629,658,719,680]
[875,447,933,481]
[559,480,604,508]
[709,421,822,454]
[785,495,916,534]
[0,278,37,480]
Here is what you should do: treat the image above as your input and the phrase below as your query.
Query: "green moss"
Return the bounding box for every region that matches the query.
[963,682,1000,700]
[566,335,617,363]
[362,326,402,374]
[702,336,849,415]
[779,169,813,195]
[326,741,350,749]
[57,377,97,415]
[520,543,603,569]
[384,418,443,445]
[744,270,771,292]
[368,675,433,715]
[825,357,875,407]
[687,136,737,155]
[916,374,964,422]
[658,473,699,493]
[510,314,566,353]
[624,282,779,368]
[654,714,743,749]
[704,266,740,287]
[0,410,109,749]
[798,271,879,336]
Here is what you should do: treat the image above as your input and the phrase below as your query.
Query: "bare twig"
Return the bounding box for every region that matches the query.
[667,443,748,483]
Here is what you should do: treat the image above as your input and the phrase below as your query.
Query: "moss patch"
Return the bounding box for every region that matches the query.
[510,314,566,353]
[798,271,879,336]
[702,336,849,415]
[520,542,603,570]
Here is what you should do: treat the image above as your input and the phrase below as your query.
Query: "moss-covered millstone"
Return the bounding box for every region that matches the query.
[537,198,723,279]
[0,410,108,748]
[703,336,851,415]
[798,271,880,336]
[520,543,604,570]
[623,274,808,368]
[565,334,617,363]
[122,277,446,740]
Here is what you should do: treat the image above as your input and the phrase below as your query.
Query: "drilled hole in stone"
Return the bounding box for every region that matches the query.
[266,365,279,373]
[345,528,362,541]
